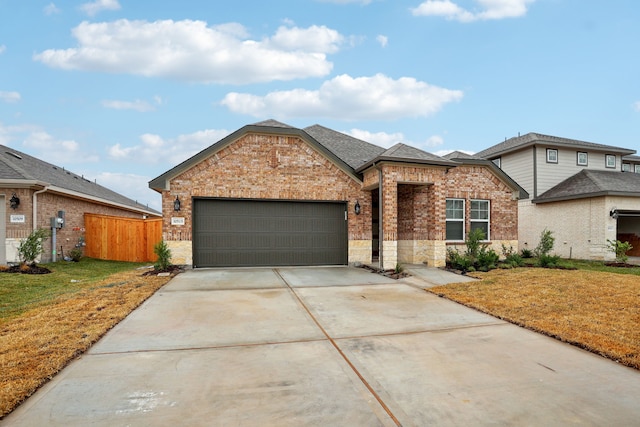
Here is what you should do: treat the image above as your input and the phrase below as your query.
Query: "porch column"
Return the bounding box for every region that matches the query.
[381,172,398,270]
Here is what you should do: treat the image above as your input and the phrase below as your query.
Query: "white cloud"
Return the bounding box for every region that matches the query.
[34,20,340,84]
[221,73,463,121]
[425,135,444,147]
[0,91,21,103]
[22,130,99,164]
[79,0,121,16]
[411,0,535,22]
[346,129,404,148]
[0,45,6,54]
[108,128,231,165]
[102,99,156,112]
[90,171,161,210]
[633,101,640,112]
[376,35,388,47]
[44,3,61,15]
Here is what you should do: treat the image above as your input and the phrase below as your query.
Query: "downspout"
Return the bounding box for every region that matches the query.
[32,186,49,263]
[32,186,49,231]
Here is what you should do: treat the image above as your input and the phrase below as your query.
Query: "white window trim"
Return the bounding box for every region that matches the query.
[635,164,640,174]
[446,198,465,241]
[470,199,490,241]
[605,154,616,169]
[546,148,558,164]
[577,151,588,166]
[622,163,631,172]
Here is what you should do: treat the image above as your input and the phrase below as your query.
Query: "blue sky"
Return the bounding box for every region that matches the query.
[1,0,639,210]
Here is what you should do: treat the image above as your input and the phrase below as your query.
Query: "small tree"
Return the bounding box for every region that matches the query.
[153,240,172,271]
[607,239,633,264]
[18,228,50,266]
[534,228,555,258]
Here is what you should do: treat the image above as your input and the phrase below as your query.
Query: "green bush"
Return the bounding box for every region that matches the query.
[18,228,50,266]
[536,253,561,268]
[447,248,474,274]
[465,228,486,259]
[477,246,500,271]
[68,247,83,262]
[606,239,633,264]
[520,248,533,258]
[534,228,555,258]
[153,240,172,271]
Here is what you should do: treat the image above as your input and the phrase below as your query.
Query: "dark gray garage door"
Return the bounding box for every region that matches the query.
[193,199,348,267]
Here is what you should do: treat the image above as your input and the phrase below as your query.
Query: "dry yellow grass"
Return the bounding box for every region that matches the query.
[429,268,640,370]
[0,270,173,418]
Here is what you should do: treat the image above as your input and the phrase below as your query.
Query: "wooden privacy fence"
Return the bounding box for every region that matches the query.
[84,213,163,262]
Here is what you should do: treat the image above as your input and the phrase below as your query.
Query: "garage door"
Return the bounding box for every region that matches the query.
[193,199,348,267]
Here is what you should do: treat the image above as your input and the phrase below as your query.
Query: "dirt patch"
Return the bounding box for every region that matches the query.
[361,264,411,279]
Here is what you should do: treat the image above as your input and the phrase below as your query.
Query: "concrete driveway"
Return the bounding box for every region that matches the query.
[3,266,640,426]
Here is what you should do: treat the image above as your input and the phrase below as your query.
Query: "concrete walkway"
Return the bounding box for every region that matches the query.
[3,266,640,426]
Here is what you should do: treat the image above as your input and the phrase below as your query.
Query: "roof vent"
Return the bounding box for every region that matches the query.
[5,151,22,159]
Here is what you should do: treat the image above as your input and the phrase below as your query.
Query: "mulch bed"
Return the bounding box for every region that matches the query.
[361,264,411,279]
[0,264,51,274]
[141,265,185,276]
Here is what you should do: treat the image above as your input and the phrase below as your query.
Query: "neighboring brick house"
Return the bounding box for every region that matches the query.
[0,145,160,264]
[476,133,640,260]
[150,120,525,269]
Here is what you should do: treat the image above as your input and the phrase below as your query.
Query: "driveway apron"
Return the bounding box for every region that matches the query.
[3,266,640,426]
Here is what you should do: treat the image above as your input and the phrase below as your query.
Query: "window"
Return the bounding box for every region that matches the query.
[635,164,640,174]
[622,163,631,172]
[492,157,501,168]
[606,154,616,168]
[546,148,558,163]
[577,152,588,166]
[470,200,490,240]
[446,199,464,241]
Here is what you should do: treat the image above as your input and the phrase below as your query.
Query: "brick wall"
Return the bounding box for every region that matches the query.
[3,188,147,263]
[164,133,372,242]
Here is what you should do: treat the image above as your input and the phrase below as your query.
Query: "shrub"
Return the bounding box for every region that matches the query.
[18,228,50,266]
[447,248,474,274]
[477,246,500,271]
[534,228,555,258]
[465,228,486,259]
[68,247,83,262]
[520,248,533,258]
[153,240,172,271]
[606,239,633,264]
[536,253,561,268]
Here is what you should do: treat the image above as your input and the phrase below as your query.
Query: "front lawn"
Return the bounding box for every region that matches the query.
[429,267,640,370]
[0,259,175,418]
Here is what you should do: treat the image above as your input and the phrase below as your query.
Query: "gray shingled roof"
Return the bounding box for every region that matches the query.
[252,119,295,128]
[476,132,635,159]
[303,124,385,170]
[442,150,479,160]
[533,169,640,203]
[0,145,159,215]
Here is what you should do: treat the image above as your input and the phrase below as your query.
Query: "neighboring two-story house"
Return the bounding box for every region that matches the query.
[476,133,640,260]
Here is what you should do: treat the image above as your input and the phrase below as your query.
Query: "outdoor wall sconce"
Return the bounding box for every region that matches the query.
[9,193,20,210]
[174,196,181,212]
[354,200,361,215]
[610,209,618,219]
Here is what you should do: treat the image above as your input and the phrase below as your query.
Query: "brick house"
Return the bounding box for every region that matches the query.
[150,120,525,269]
[1,145,160,264]
[476,133,640,260]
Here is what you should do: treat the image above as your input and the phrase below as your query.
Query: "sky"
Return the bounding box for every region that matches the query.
[1,0,639,211]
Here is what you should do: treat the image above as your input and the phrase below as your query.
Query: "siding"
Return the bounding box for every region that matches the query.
[500,149,534,197]
[536,146,621,196]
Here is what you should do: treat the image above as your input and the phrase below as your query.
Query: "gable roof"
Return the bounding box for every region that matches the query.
[533,169,640,203]
[476,132,635,159]
[355,142,458,172]
[0,145,159,215]
[150,121,361,191]
[442,150,479,160]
